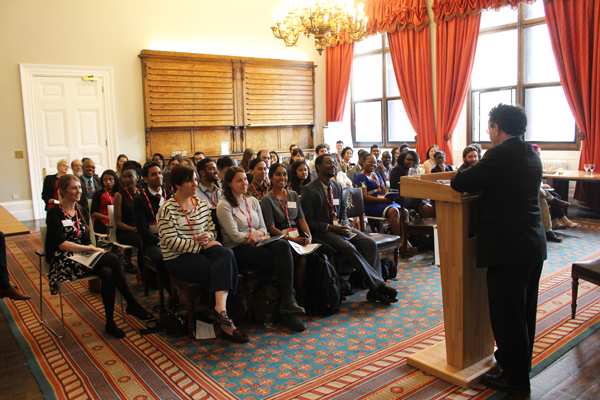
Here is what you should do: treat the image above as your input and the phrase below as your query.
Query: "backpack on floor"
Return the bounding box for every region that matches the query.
[381,257,398,281]
[304,254,342,316]
[252,283,281,324]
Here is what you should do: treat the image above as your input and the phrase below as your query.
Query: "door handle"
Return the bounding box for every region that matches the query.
[42,168,46,179]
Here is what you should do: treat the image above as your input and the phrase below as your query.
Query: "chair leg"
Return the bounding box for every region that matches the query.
[572,272,579,319]
[158,279,165,310]
[143,264,149,297]
[246,288,254,323]
[394,247,399,266]
[187,294,195,338]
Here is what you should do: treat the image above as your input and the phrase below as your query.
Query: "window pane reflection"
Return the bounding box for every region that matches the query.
[524,25,559,84]
[480,7,518,29]
[388,99,415,142]
[471,89,516,142]
[353,54,383,100]
[524,86,576,142]
[385,53,399,97]
[355,101,382,142]
[471,30,518,89]
[354,34,382,54]
[524,2,545,20]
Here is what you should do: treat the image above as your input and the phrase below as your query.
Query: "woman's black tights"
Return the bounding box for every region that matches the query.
[91,252,140,324]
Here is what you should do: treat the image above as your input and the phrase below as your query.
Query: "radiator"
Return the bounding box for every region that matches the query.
[542,160,567,171]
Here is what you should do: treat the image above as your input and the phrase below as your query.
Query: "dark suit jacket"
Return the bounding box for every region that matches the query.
[133,188,162,248]
[41,174,59,210]
[78,175,101,211]
[301,178,347,233]
[451,137,546,268]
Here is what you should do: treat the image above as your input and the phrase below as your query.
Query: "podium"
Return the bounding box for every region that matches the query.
[401,172,495,388]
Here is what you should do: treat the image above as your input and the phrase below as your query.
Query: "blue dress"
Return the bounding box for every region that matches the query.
[354,172,401,218]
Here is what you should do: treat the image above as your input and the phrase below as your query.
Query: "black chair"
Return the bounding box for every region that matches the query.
[571,258,600,318]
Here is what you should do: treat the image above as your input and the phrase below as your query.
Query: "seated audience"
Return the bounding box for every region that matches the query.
[309,143,329,179]
[282,144,298,168]
[193,151,205,166]
[422,145,440,174]
[217,166,305,331]
[287,148,306,172]
[390,147,400,166]
[46,174,152,338]
[269,151,280,166]
[301,154,398,304]
[458,146,480,171]
[354,153,404,237]
[42,158,70,211]
[431,151,454,173]
[133,162,172,296]
[162,157,180,192]
[390,151,433,216]
[246,158,269,200]
[196,158,223,209]
[115,154,128,178]
[334,140,344,166]
[370,144,381,165]
[78,158,101,212]
[339,147,354,173]
[216,156,235,188]
[470,143,483,160]
[346,149,367,183]
[240,148,255,173]
[375,151,393,185]
[399,143,410,154]
[158,166,248,343]
[114,162,143,270]
[287,160,312,195]
[539,188,563,243]
[0,232,30,300]
[71,159,83,178]
[256,149,271,168]
[180,157,195,169]
[91,169,121,234]
[152,153,165,170]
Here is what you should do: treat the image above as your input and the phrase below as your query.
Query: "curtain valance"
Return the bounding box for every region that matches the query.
[364,0,429,36]
[432,0,537,24]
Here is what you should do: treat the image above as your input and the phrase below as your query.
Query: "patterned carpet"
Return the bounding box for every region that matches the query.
[1,220,599,399]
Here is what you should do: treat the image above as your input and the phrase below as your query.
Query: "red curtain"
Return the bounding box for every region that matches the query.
[326,42,355,122]
[435,13,482,165]
[544,0,600,207]
[432,0,537,23]
[364,0,429,36]
[387,28,436,160]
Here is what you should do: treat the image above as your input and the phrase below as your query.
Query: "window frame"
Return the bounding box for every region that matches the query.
[466,5,580,151]
[350,35,417,149]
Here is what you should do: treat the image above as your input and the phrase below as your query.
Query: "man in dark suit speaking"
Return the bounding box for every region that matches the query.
[301,154,397,304]
[451,104,546,397]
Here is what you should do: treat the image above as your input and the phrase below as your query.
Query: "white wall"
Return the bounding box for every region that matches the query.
[0,0,326,208]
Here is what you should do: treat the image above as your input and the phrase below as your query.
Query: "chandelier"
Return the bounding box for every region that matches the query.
[270,1,368,55]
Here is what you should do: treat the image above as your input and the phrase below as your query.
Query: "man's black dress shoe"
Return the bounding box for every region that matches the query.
[546,231,562,243]
[480,374,530,398]
[366,289,398,304]
[379,283,398,299]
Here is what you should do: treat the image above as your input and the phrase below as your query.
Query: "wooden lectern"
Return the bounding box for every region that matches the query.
[401,171,495,388]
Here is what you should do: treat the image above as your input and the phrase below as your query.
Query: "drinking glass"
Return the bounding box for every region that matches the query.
[584,164,590,176]
[558,168,564,176]
[408,167,420,179]
[591,164,596,176]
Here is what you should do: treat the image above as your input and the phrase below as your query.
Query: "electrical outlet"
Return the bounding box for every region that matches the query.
[12,194,19,200]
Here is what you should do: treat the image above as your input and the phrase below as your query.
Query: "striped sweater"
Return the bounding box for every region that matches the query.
[157,196,216,261]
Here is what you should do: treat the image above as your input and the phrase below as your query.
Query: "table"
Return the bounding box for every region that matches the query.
[0,206,30,237]
[543,170,600,205]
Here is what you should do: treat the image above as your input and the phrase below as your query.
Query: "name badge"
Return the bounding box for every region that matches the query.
[62,219,73,227]
[333,218,339,226]
[235,212,246,223]
[149,223,158,234]
[333,198,340,206]
[288,201,297,209]
[284,228,299,238]
[177,216,188,226]
[377,194,385,199]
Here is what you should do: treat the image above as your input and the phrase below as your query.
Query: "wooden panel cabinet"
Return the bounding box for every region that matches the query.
[139,50,316,160]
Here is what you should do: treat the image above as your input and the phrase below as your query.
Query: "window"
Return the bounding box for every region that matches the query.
[350,34,415,147]
[468,3,578,150]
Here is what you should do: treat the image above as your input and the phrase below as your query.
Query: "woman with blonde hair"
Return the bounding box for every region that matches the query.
[42,158,70,211]
[45,174,152,338]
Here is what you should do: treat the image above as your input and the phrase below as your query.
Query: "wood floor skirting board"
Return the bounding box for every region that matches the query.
[0,201,34,222]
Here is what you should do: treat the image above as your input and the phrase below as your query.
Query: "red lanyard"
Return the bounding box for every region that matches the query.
[202,188,217,208]
[143,190,159,221]
[362,171,382,192]
[174,196,197,236]
[124,187,138,202]
[275,190,291,228]
[251,182,263,200]
[325,185,336,216]
[84,179,95,194]
[382,167,390,182]
[60,204,81,239]
[237,197,253,230]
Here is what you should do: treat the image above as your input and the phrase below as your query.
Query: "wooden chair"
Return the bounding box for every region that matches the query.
[343,187,401,265]
[571,258,600,318]
[399,207,437,259]
[36,226,122,338]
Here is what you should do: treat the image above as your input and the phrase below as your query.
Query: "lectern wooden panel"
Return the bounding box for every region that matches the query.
[401,172,495,388]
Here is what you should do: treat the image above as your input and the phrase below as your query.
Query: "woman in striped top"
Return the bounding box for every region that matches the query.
[216,166,306,332]
[157,166,248,343]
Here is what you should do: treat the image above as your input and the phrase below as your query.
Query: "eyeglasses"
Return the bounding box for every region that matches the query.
[405,158,414,162]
